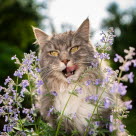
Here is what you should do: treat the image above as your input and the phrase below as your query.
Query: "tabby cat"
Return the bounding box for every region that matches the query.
[33,18,127,135]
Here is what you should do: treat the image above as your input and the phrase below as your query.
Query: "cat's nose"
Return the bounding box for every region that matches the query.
[61,59,70,65]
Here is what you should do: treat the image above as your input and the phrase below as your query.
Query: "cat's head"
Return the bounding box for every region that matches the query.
[33,18,97,82]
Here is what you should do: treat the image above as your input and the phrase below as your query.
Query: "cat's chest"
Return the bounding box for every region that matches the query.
[53,84,96,119]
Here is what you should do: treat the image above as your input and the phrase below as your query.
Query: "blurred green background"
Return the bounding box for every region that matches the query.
[0,0,136,135]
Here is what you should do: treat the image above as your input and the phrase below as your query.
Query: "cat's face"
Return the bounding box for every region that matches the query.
[33,18,96,82]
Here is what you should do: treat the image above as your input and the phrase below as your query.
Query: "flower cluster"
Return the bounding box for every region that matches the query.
[0,51,44,135]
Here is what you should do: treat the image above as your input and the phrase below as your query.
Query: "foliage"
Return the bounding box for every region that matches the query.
[0,0,50,85]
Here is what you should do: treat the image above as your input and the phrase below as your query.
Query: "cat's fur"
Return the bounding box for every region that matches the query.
[33,19,127,135]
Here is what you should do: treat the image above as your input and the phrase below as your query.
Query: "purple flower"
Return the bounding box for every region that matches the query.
[75,87,82,94]
[100,36,106,43]
[131,59,136,67]
[109,123,114,132]
[14,70,23,78]
[36,88,42,95]
[121,61,132,71]
[3,124,13,132]
[127,72,134,83]
[4,93,9,99]
[89,130,94,135]
[47,106,54,116]
[36,80,44,87]
[50,91,58,96]
[124,100,132,110]
[114,54,124,63]
[104,97,111,108]
[94,79,101,85]
[94,53,110,60]
[4,76,12,85]
[14,114,19,121]
[22,108,30,114]
[72,113,76,119]
[11,55,17,60]
[119,124,125,132]
[94,121,100,127]
[20,88,27,97]
[105,67,114,76]
[118,83,127,96]
[85,80,91,86]
[21,80,29,88]
[88,113,91,118]
[35,67,41,72]
[26,114,34,122]
[86,95,98,102]
[36,58,40,61]
[91,62,98,68]
[0,86,3,91]
[110,82,127,96]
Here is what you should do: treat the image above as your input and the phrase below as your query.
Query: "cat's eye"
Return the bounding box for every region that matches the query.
[70,46,79,53]
[48,51,59,56]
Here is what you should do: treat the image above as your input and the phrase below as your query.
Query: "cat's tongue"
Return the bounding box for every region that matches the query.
[66,65,78,77]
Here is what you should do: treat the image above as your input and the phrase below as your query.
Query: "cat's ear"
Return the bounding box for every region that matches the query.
[32,26,49,47]
[74,18,90,42]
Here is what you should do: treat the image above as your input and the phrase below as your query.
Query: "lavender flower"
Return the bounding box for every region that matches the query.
[127,72,134,83]
[20,88,27,97]
[99,27,116,46]
[21,80,29,88]
[124,47,135,60]
[11,55,17,60]
[124,100,132,110]
[86,95,98,102]
[85,80,91,86]
[50,91,58,96]
[110,82,127,96]
[94,79,102,85]
[26,114,34,122]
[36,80,44,87]
[119,61,132,71]
[47,106,54,116]
[114,54,124,63]
[131,59,136,67]
[4,76,12,85]
[109,123,114,132]
[0,86,3,91]
[89,130,94,135]
[72,113,76,119]
[119,124,125,132]
[118,83,127,96]
[14,70,23,78]
[75,87,82,94]
[104,97,111,109]
[36,88,42,95]
[22,108,30,114]
[94,52,110,60]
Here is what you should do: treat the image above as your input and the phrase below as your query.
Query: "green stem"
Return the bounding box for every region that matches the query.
[55,81,79,136]
[15,77,24,130]
[83,88,106,136]
[55,94,72,136]
[27,74,33,105]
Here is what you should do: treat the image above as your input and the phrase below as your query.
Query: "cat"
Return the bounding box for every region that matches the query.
[32,18,127,136]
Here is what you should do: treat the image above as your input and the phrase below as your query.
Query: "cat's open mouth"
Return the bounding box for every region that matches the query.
[62,65,78,78]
